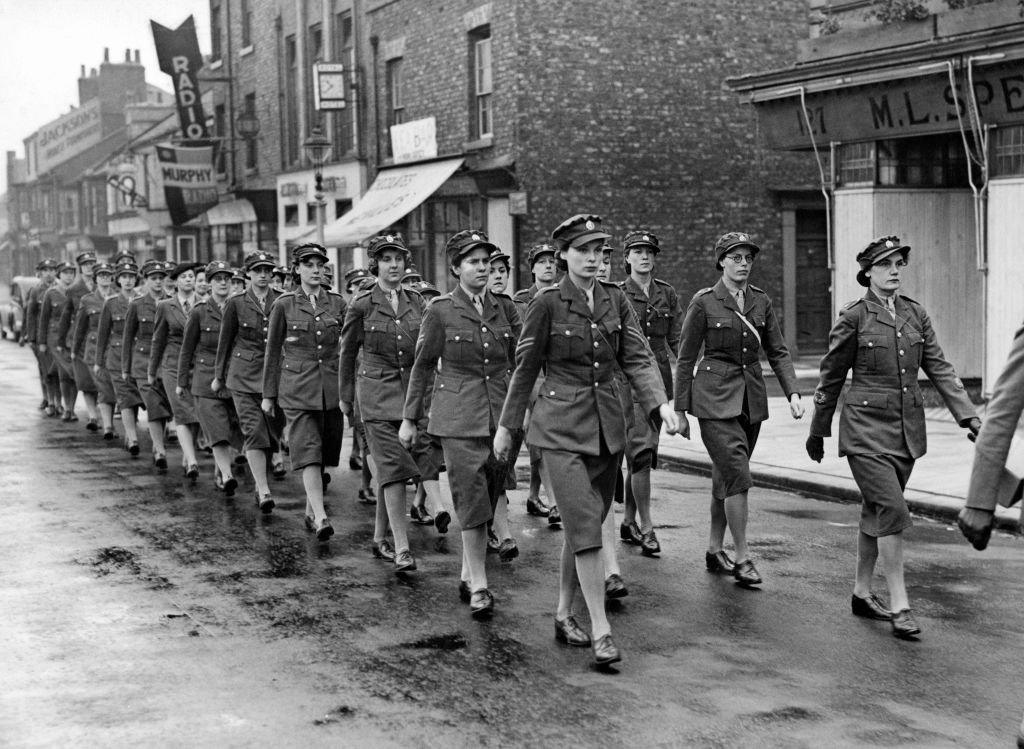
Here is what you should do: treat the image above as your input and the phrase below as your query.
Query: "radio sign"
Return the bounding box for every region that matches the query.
[151,16,209,142]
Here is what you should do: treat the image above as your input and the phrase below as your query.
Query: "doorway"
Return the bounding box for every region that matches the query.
[794,209,830,354]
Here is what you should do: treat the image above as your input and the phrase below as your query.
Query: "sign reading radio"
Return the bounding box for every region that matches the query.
[756,62,1024,149]
[151,15,209,141]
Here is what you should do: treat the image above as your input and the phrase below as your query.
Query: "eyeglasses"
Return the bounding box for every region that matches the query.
[724,254,754,265]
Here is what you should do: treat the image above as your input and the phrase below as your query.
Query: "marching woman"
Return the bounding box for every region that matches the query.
[150,260,202,481]
[178,260,243,497]
[71,262,117,439]
[95,262,145,454]
[262,244,347,542]
[495,214,678,668]
[124,260,174,472]
[674,232,803,587]
[400,229,521,616]
[340,233,435,572]
[57,251,99,430]
[38,261,78,420]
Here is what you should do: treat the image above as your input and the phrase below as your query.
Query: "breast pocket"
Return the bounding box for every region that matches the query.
[903,327,923,366]
[363,319,391,353]
[647,308,669,338]
[858,335,889,370]
[445,329,477,362]
[706,317,732,349]
[599,316,622,352]
[285,318,309,345]
[551,322,588,359]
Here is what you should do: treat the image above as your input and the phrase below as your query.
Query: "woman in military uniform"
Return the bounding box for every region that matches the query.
[618,229,683,557]
[57,251,98,430]
[496,214,678,668]
[674,232,803,587]
[124,260,174,472]
[400,229,521,617]
[38,262,78,421]
[95,262,144,454]
[806,236,978,638]
[179,261,243,497]
[262,244,347,542]
[23,258,58,413]
[71,262,116,439]
[150,261,202,481]
[341,233,437,572]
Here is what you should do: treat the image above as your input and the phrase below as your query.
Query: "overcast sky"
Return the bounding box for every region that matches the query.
[0,0,210,195]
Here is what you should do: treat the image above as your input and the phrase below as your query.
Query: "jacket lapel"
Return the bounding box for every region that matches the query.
[593,282,613,323]
[864,290,897,329]
[714,279,740,314]
[559,277,593,320]
[452,285,482,324]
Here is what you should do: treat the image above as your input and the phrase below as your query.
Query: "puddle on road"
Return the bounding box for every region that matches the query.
[77,546,173,590]
[399,632,467,651]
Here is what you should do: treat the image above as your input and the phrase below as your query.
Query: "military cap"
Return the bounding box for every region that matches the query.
[344,267,372,291]
[292,242,329,264]
[205,259,233,278]
[115,261,140,279]
[367,232,410,257]
[168,260,200,279]
[93,262,116,277]
[488,247,512,269]
[271,265,289,279]
[551,214,611,252]
[623,230,661,254]
[401,267,423,283]
[856,235,910,287]
[355,276,378,291]
[141,259,167,277]
[75,251,98,265]
[37,257,59,271]
[714,231,760,270]
[601,241,615,255]
[245,251,277,271]
[230,268,247,283]
[322,262,335,279]
[412,280,441,298]
[55,261,76,275]
[526,243,556,267]
[111,250,136,265]
[446,229,498,269]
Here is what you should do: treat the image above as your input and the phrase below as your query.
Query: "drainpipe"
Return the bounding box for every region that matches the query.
[370,34,380,167]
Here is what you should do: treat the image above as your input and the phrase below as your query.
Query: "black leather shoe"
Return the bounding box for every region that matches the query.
[733,559,762,587]
[185,464,199,482]
[127,441,140,457]
[554,616,591,647]
[706,550,735,574]
[604,573,629,599]
[271,462,287,480]
[394,549,417,573]
[470,589,494,618]
[154,454,168,473]
[257,492,275,515]
[409,505,434,525]
[315,517,334,542]
[640,530,661,557]
[459,580,471,603]
[547,505,562,527]
[891,609,921,639]
[349,454,362,471]
[497,538,519,562]
[526,495,551,517]
[233,454,248,466]
[103,430,115,441]
[851,593,892,621]
[372,539,396,561]
[434,510,451,534]
[357,488,377,505]
[592,634,621,667]
[86,419,99,432]
[620,521,642,545]
[223,476,238,497]
[486,528,501,553]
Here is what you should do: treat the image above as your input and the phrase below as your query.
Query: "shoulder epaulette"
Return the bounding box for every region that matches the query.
[694,287,714,298]
[277,290,297,300]
[492,291,513,301]
[512,289,531,301]
[434,293,455,303]
[599,279,620,288]
[841,298,865,311]
[748,284,766,294]
[654,278,675,289]
[325,289,343,298]
[898,294,920,306]
[538,285,560,294]
[352,288,373,302]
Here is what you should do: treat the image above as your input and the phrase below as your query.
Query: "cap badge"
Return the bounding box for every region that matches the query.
[585,220,595,230]
[471,233,480,241]
[385,235,394,243]
[885,240,895,249]
[738,233,748,242]
[642,235,650,242]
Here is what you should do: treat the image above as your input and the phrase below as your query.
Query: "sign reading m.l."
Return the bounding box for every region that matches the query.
[151,16,209,141]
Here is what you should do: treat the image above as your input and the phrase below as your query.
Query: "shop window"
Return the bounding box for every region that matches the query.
[877,134,971,188]
[837,142,874,186]
[406,195,486,283]
[993,125,1024,177]
[225,224,244,267]
[284,205,299,226]
[469,26,492,139]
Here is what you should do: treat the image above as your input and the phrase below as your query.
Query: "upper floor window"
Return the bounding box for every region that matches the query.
[243,93,258,171]
[386,57,405,132]
[469,26,492,139]
[993,125,1024,177]
[210,4,222,61]
[240,0,252,48]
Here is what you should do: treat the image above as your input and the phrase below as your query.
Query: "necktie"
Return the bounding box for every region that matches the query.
[389,289,400,314]
[472,295,484,316]
[182,298,191,315]
[586,288,595,313]
[885,296,896,320]
[735,289,745,312]
[309,293,317,310]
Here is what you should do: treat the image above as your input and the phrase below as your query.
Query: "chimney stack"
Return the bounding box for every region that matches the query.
[125,48,131,62]
[103,47,109,62]
[134,49,140,63]
[80,65,86,77]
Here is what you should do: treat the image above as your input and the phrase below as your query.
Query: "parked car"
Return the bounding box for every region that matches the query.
[1,276,39,342]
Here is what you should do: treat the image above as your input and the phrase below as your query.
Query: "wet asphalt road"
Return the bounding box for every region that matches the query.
[1,343,1023,748]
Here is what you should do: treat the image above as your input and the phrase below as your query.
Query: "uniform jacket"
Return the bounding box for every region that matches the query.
[55,276,94,349]
[809,290,976,458]
[674,279,799,423]
[23,279,51,345]
[122,293,160,380]
[38,284,69,349]
[500,277,666,456]
[262,288,347,411]
[95,294,132,372]
[512,283,544,316]
[404,285,520,438]
[214,287,280,394]
[150,295,196,382]
[620,276,682,396]
[340,283,425,421]
[178,298,231,399]
[966,321,1024,515]
[71,290,108,366]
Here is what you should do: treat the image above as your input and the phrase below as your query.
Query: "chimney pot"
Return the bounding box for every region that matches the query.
[134,49,140,63]
[104,47,109,62]
[80,65,86,77]
[125,48,131,62]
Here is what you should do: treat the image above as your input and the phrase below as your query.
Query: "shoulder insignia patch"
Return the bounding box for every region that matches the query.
[813,391,827,404]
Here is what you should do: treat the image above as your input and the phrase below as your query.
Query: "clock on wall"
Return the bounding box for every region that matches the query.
[314,62,347,110]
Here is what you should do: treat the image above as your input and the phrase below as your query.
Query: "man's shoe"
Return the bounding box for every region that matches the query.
[891,609,921,639]
[470,589,494,618]
[733,559,762,587]
[257,492,275,515]
[620,521,642,545]
[526,495,550,517]
[604,573,629,599]
[851,594,892,621]
[315,517,334,542]
[271,462,287,480]
[372,539,396,561]
[547,505,562,527]
[357,488,377,505]
[706,550,736,574]
[349,454,362,471]
[394,549,417,573]
[434,510,451,535]
[554,616,591,647]
[458,580,471,603]
[640,530,661,557]
[592,634,621,667]
[497,538,519,562]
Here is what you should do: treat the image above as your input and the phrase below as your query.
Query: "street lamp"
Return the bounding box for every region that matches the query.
[302,126,333,246]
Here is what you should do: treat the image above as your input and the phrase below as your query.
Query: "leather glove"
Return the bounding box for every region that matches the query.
[965,417,982,443]
[805,435,824,463]
[957,506,994,551]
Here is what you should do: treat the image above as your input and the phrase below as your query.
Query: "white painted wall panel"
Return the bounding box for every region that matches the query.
[985,178,1024,394]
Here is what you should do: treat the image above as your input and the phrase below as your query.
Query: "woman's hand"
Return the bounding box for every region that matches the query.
[659,404,681,435]
[789,393,804,419]
[398,419,417,449]
[261,397,275,416]
[177,386,186,397]
[493,426,513,462]
[673,410,690,440]
[211,378,222,393]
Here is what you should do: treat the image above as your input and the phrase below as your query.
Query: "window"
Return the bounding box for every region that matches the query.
[406,195,486,287]
[837,142,874,186]
[240,0,252,49]
[877,135,970,188]
[386,58,405,128]
[334,199,352,220]
[284,205,299,226]
[306,202,319,225]
[993,125,1024,177]
[177,235,196,261]
[210,4,222,61]
[468,26,492,139]
[214,104,227,175]
[284,35,299,165]
[244,92,258,171]
[332,11,355,156]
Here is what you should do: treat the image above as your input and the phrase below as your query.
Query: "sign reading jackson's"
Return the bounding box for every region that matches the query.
[35,99,103,175]
[756,62,1024,149]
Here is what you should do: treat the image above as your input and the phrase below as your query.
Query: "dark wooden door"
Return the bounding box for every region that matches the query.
[795,209,831,354]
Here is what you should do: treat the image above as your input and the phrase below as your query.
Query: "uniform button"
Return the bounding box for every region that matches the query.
[863,400,868,405]
[897,332,902,338]
[317,344,322,349]
[483,342,489,348]
[867,342,873,347]
[316,317,321,322]
[594,342,599,348]
[901,368,906,374]
[397,335,402,340]
[706,366,711,370]
[484,359,489,364]
[591,323,597,329]
[549,390,555,396]
[646,322,651,327]
[716,323,722,328]
[440,384,445,389]
[398,351,403,355]
[318,358,322,363]
[454,335,460,341]
[593,362,599,368]
[316,330,322,336]
[903,386,908,392]
[899,350,905,356]
[742,348,747,352]
[485,375,490,381]
[481,327,487,333]
[742,331,747,337]
[565,330,572,335]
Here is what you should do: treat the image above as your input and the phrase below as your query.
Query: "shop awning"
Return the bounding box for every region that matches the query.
[194,198,258,226]
[312,157,464,247]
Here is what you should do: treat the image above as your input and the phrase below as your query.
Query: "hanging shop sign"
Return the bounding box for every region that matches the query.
[151,15,210,141]
[156,143,219,225]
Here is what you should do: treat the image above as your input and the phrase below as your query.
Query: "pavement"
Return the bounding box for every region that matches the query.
[657,362,1023,533]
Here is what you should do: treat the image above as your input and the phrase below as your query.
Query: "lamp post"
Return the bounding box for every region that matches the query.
[302,126,333,247]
